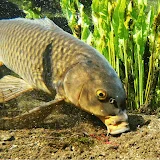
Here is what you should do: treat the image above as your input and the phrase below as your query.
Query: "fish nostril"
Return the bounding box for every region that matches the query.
[109,98,115,104]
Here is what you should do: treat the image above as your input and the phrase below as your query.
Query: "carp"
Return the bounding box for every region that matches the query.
[0,18,129,134]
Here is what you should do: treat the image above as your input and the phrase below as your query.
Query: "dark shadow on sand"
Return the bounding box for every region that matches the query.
[128,114,151,131]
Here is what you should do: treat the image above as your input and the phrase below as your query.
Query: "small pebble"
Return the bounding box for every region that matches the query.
[9,145,18,150]
[0,134,15,141]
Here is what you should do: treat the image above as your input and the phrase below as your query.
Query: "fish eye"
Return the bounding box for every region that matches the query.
[96,89,107,100]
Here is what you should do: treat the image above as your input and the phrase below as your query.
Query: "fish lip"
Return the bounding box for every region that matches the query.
[98,114,130,135]
[109,127,130,135]
[107,123,130,135]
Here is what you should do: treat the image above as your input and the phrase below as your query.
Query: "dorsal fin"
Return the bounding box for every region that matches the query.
[7,17,60,30]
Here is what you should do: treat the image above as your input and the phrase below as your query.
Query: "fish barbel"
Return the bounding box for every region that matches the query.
[0,18,129,134]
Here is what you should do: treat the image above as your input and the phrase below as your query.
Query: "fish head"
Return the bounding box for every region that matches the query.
[62,59,129,135]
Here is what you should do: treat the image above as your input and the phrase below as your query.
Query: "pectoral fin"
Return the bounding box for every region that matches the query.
[0,97,64,129]
[0,75,33,102]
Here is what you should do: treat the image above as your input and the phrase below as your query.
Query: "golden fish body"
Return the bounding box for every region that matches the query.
[0,18,82,94]
[0,18,129,134]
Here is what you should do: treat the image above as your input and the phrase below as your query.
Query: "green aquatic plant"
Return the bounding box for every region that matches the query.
[10,0,41,18]
[60,0,160,110]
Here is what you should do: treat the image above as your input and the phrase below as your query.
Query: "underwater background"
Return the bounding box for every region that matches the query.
[0,0,159,159]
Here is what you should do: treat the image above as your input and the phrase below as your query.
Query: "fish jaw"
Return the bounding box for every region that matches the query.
[98,110,130,135]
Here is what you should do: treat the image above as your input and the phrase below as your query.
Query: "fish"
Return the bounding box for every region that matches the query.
[0,18,130,134]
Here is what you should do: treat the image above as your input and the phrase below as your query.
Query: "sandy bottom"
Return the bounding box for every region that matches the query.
[0,91,160,159]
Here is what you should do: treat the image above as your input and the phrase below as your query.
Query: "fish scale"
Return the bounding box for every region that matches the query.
[0,18,130,134]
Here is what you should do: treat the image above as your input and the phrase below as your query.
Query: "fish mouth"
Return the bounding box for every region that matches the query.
[98,114,130,135]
